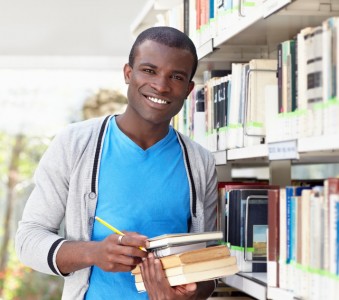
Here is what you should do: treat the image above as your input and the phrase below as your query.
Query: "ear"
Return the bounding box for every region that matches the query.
[186,81,195,97]
[123,63,132,84]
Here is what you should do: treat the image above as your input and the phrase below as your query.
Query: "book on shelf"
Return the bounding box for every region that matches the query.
[132,244,231,273]
[192,84,207,148]
[133,245,238,292]
[225,184,279,272]
[244,58,277,147]
[285,186,310,292]
[305,26,323,137]
[217,182,269,239]
[149,241,207,258]
[267,189,280,288]
[322,17,339,136]
[227,63,244,150]
[146,231,223,250]
[325,177,339,275]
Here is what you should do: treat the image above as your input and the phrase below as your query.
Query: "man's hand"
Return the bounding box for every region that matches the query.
[140,252,215,300]
[56,231,148,274]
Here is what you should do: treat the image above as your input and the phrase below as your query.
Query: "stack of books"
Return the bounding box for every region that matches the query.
[131,232,238,292]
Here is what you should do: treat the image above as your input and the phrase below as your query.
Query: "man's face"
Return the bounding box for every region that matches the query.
[123,40,195,126]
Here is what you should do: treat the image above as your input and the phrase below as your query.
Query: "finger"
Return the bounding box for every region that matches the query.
[111,253,143,266]
[123,231,148,239]
[183,283,197,292]
[115,234,148,251]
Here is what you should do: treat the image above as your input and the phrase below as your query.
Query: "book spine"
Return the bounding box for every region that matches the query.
[277,42,283,113]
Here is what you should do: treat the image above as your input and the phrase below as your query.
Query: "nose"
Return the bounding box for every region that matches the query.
[150,76,170,93]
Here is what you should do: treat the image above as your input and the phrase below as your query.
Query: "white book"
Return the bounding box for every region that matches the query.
[329,194,339,275]
[278,188,288,290]
[297,27,314,138]
[146,231,223,250]
[305,26,323,137]
[227,63,244,149]
[151,242,207,258]
[299,189,312,299]
[245,59,277,146]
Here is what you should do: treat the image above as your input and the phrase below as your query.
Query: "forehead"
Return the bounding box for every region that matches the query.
[134,40,195,69]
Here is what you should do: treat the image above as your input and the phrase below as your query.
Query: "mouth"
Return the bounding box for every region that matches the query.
[146,95,170,105]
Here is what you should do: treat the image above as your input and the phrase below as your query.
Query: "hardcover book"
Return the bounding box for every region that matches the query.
[146,231,223,250]
[132,245,231,273]
[149,242,207,258]
[133,256,237,280]
[135,264,239,292]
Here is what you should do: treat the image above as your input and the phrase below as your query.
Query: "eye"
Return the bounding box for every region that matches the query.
[143,68,155,74]
[171,74,184,81]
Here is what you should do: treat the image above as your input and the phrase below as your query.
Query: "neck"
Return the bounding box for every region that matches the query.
[115,114,170,150]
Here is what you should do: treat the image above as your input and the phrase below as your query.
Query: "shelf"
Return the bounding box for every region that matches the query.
[130,0,182,37]
[228,144,268,161]
[212,134,339,166]
[195,0,339,78]
[267,287,295,300]
[197,39,213,60]
[221,273,267,300]
[298,135,339,152]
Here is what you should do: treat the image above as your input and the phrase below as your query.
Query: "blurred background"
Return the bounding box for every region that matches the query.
[0,1,157,298]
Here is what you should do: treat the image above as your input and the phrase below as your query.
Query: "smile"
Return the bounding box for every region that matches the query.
[147,96,169,105]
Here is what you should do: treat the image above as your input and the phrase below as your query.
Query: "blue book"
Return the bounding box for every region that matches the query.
[286,186,311,264]
[336,202,339,275]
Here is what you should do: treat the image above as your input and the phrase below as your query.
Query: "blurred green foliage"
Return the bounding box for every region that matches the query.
[0,131,63,299]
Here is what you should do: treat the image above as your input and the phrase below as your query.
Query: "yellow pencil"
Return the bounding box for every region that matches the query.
[95,216,146,251]
[95,216,124,235]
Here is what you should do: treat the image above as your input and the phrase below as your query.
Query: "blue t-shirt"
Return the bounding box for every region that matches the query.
[85,117,190,299]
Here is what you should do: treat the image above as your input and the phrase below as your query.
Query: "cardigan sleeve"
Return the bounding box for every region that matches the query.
[15,127,72,276]
[202,151,218,232]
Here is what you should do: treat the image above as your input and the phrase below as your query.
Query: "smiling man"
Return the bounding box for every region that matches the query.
[15,26,218,300]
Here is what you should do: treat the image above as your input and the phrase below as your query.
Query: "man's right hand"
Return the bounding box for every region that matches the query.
[56,232,148,274]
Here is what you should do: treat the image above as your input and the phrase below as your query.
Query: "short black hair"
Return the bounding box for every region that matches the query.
[128,26,198,81]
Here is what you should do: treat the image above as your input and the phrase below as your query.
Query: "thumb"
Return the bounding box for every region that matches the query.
[184,283,197,292]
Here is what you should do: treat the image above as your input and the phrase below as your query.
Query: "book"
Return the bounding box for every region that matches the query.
[225,185,279,272]
[132,245,231,273]
[135,264,239,292]
[244,59,277,147]
[305,26,323,137]
[146,231,223,249]
[133,256,236,280]
[267,189,280,287]
[149,242,207,258]
[325,178,339,275]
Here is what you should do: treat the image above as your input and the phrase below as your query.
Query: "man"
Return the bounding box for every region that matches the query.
[15,26,218,299]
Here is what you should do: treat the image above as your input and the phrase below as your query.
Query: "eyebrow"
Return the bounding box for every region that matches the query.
[139,62,190,79]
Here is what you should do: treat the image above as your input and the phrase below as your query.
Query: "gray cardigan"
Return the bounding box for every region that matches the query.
[15,115,218,299]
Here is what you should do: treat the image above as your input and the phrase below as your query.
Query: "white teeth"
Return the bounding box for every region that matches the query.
[148,96,168,104]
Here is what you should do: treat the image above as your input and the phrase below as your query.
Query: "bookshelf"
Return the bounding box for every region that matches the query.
[133,0,339,299]
[194,1,339,299]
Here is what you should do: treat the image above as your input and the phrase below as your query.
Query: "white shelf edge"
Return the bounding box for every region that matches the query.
[227,144,268,160]
[130,0,155,35]
[213,150,227,165]
[267,286,295,300]
[263,0,292,18]
[298,135,339,152]
[214,8,263,48]
[197,39,213,60]
[221,273,267,300]
[212,134,339,163]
